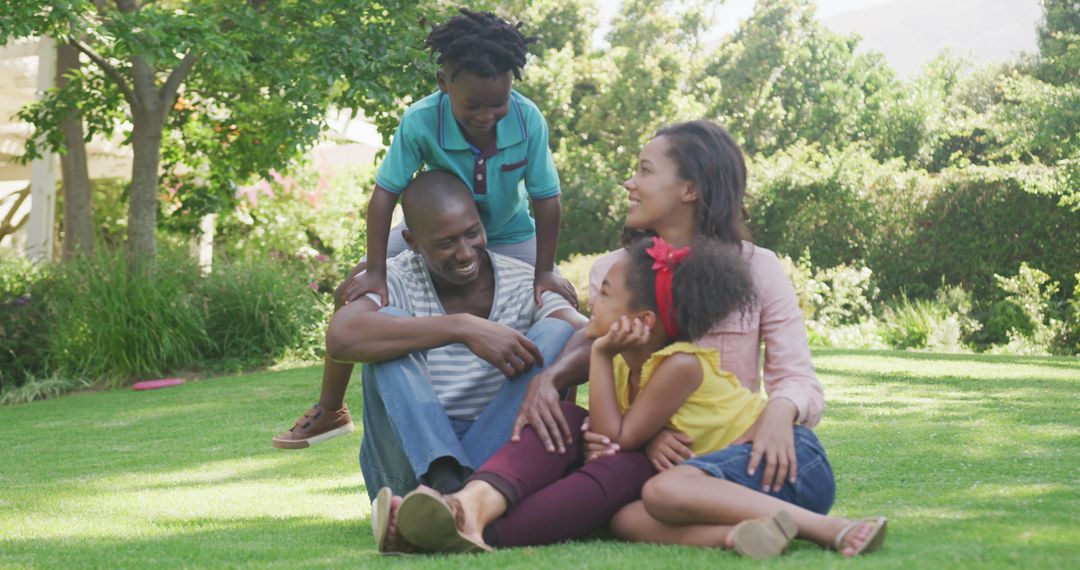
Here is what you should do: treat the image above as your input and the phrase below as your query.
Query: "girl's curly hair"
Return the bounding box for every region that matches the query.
[623,237,756,341]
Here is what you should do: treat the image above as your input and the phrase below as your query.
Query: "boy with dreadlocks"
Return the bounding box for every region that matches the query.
[272,8,578,450]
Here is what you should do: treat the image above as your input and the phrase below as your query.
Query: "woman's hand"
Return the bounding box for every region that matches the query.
[593,316,651,357]
[646,429,695,472]
[730,398,799,493]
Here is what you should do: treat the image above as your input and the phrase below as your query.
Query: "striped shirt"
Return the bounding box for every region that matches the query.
[368,250,572,420]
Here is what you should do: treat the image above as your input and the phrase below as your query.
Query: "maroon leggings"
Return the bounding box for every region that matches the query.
[470,402,657,547]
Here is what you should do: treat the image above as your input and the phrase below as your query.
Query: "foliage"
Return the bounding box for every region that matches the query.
[880,287,981,353]
[697,0,897,158]
[898,164,1079,301]
[4,0,441,268]
[556,251,604,315]
[991,263,1073,355]
[748,143,930,274]
[0,248,329,397]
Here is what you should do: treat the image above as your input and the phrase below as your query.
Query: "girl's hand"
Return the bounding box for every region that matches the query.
[730,398,799,493]
[534,270,579,309]
[645,429,695,471]
[593,316,651,356]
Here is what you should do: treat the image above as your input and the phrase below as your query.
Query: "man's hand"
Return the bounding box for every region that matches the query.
[511,370,571,453]
[645,429,695,471]
[335,266,388,307]
[461,317,544,378]
[730,398,799,493]
[581,417,619,462]
[534,270,578,309]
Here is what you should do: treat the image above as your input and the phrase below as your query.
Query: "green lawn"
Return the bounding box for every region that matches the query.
[2,348,1078,569]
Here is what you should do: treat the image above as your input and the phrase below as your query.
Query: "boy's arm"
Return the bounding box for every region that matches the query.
[337,185,399,306]
[531,195,578,308]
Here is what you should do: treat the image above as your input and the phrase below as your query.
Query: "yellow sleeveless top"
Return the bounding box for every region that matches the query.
[613,342,766,456]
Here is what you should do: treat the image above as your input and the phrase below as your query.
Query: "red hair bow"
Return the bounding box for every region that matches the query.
[645,238,690,339]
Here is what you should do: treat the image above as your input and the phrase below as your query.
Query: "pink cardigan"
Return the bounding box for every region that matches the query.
[588,243,825,427]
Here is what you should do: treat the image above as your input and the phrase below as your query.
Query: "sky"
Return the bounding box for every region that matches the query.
[592,0,1042,76]
[595,0,896,38]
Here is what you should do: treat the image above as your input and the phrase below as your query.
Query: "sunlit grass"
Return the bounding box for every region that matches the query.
[1,348,1078,568]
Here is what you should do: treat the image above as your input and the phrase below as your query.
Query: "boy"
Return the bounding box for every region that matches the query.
[272,8,576,449]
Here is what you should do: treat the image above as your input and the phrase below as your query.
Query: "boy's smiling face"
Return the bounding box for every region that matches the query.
[437,67,512,145]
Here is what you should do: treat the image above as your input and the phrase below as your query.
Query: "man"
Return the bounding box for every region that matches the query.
[324,170,586,501]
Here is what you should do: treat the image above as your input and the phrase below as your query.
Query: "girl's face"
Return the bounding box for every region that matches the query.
[587,259,635,339]
[623,136,696,229]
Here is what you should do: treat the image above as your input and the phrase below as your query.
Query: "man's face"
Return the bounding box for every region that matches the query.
[437,67,512,144]
[407,202,488,287]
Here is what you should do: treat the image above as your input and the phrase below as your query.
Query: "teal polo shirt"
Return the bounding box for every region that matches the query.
[375,90,561,245]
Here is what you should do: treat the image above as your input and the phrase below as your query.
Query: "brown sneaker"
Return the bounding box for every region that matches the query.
[271,404,355,449]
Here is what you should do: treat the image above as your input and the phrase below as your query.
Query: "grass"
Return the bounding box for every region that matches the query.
[1,348,1078,569]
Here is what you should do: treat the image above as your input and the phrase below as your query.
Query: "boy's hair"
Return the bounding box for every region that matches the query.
[624,238,756,341]
[426,8,536,81]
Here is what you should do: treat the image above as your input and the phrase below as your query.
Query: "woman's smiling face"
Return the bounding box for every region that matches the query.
[623,135,695,230]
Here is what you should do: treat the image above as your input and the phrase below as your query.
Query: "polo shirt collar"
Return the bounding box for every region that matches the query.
[437,91,527,151]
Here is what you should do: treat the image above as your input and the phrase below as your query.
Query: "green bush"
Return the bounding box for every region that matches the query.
[989,263,1074,356]
[748,143,930,275]
[200,257,330,364]
[880,286,980,352]
[890,165,1080,301]
[0,255,50,391]
[0,249,329,401]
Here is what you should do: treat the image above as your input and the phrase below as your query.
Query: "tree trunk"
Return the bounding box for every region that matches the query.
[56,41,94,261]
[127,108,164,274]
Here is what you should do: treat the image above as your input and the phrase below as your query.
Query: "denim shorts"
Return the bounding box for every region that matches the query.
[683,426,835,515]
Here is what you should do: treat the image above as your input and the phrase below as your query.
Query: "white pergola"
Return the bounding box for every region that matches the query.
[0,37,133,258]
[1,37,383,262]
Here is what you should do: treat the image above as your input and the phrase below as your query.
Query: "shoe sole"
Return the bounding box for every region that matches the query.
[271,421,355,449]
[396,491,491,553]
[732,510,798,560]
[372,487,393,553]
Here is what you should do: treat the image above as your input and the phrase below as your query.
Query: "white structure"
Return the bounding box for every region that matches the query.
[0,38,384,260]
[0,37,133,256]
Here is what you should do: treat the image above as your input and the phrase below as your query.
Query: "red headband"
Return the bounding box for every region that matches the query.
[645,238,690,339]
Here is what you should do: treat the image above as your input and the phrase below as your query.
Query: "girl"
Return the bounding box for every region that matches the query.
[590,241,887,559]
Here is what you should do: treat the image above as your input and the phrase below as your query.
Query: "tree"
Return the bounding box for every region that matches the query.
[698,0,897,158]
[3,0,439,272]
[56,39,94,260]
[1036,0,1080,86]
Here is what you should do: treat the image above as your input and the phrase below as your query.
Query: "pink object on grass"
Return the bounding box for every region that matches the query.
[132,378,185,391]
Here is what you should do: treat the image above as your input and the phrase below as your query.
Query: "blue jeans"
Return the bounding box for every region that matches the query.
[358,307,575,501]
[682,426,836,515]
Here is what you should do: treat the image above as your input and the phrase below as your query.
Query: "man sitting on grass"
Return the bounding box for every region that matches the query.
[324,170,586,503]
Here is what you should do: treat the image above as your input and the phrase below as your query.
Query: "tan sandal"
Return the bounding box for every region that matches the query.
[371,487,421,555]
[833,516,888,556]
[396,487,492,554]
[730,510,799,560]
